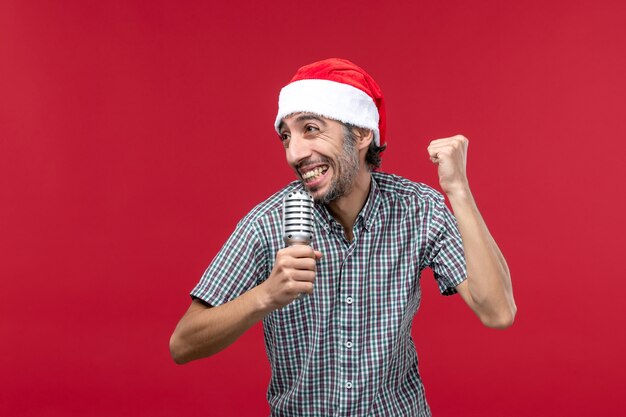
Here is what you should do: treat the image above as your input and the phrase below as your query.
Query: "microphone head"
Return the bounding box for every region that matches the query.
[282,190,314,246]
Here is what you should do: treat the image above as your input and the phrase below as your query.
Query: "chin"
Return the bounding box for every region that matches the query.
[303,186,326,203]
[307,189,326,203]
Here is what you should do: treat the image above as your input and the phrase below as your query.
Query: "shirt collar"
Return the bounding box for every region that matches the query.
[312,174,381,233]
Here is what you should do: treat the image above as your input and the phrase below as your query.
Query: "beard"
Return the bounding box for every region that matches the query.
[303,128,360,204]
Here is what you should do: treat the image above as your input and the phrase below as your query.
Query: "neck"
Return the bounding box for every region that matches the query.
[327,167,372,241]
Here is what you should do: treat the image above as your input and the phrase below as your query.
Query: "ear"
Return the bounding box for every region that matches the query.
[353,128,374,151]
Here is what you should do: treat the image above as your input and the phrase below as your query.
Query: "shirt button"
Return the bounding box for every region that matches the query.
[345,382,353,389]
[346,297,353,304]
[345,341,353,348]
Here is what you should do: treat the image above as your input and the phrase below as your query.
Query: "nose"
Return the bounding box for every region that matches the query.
[286,133,312,166]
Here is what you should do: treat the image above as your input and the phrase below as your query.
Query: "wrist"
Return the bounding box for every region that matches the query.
[250,282,278,316]
[445,186,479,218]
[442,182,471,200]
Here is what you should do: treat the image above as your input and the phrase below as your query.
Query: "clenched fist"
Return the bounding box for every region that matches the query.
[428,135,470,197]
[261,245,322,310]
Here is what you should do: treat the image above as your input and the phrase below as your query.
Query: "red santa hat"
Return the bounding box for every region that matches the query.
[275,58,386,147]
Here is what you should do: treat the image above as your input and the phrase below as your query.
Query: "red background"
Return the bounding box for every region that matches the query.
[2,1,625,416]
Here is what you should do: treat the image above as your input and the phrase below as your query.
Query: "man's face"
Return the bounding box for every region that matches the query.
[279,113,360,204]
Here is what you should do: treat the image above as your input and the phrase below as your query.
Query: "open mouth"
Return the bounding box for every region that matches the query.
[301,165,329,183]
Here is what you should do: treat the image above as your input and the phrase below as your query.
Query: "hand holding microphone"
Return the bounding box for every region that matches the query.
[262,190,321,310]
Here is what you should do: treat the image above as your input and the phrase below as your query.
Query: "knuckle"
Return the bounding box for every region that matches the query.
[285,280,298,293]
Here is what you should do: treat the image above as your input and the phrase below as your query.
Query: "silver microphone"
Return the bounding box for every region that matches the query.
[282,190,314,246]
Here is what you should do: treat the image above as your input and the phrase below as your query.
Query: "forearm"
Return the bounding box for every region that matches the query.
[447,188,516,327]
[169,285,273,364]
[170,246,321,364]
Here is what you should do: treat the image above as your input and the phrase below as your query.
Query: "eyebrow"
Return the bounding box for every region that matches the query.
[278,113,328,132]
[294,114,327,125]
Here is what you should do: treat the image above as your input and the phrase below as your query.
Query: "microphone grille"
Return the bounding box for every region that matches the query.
[282,190,314,245]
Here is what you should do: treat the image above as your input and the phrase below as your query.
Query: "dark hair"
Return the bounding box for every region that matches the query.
[343,123,387,171]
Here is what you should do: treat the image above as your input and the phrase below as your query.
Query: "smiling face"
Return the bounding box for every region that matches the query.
[278,113,360,204]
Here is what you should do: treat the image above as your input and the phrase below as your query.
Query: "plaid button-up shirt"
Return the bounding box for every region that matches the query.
[191,172,467,417]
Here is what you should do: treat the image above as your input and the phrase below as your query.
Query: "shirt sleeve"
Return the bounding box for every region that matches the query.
[190,217,269,307]
[425,197,467,296]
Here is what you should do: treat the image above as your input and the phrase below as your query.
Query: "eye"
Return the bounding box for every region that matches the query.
[304,124,319,133]
[279,132,290,148]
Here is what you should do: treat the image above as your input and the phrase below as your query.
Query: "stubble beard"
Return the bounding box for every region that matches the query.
[308,132,360,204]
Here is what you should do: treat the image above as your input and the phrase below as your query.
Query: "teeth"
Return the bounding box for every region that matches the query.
[302,167,326,181]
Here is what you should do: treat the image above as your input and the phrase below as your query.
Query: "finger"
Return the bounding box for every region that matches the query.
[428,148,450,162]
[314,250,323,260]
[282,245,317,259]
[293,257,317,271]
[428,142,455,152]
[429,140,468,156]
[293,270,316,283]
[429,138,455,148]
[297,281,315,295]
[430,135,467,146]
[427,144,450,158]
[428,147,454,159]
[283,280,312,298]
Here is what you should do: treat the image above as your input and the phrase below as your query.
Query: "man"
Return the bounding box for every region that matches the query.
[170,58,516,416]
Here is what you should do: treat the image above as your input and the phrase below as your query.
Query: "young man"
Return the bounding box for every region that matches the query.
[170,58,516,416]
